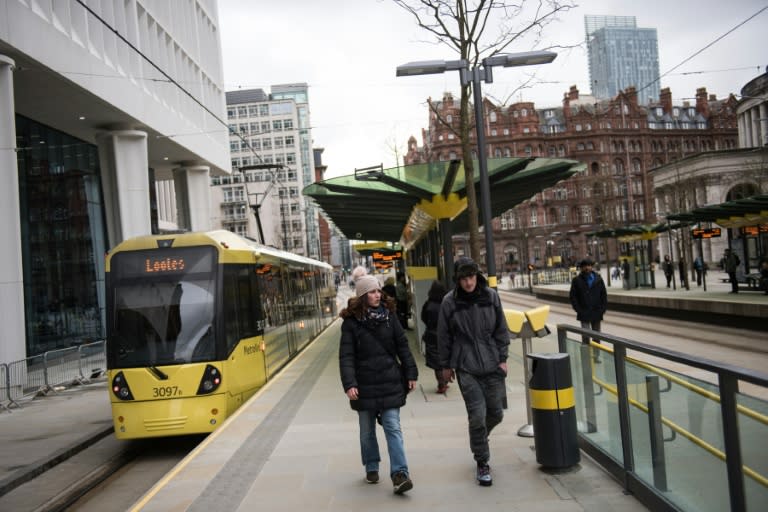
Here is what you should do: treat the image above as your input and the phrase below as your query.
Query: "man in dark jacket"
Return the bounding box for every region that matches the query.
[569,258,608,361]
[437,257,510,487]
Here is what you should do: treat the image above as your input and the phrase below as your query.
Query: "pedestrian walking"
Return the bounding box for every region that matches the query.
[569,258,608,362]
[339,275,418,494]
[420,280,449,393]
[437,257,510,487]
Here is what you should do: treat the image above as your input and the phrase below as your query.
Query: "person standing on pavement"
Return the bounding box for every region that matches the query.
[662,255,674,288]
[339,275,418,494]
[437,256,510,487]
[621,259,631,289]
[693,256,705,287]
[724,249,740,294]
[420,280,449,393]
[569,258,608,362]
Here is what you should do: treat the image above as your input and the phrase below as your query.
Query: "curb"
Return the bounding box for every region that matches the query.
[0,425,114,497]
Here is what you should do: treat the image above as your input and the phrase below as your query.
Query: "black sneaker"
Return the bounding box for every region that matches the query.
[392,471,413,494]
[365,471,379,484]
[476,463,492,486]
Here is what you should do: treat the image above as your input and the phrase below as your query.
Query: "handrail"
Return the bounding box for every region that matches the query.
[558,324,768,512]
[591,342,768,426]
[590,371,768,488]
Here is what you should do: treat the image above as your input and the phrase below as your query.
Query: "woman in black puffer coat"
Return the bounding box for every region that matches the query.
[420,280,448,393]
[339,275,418,494]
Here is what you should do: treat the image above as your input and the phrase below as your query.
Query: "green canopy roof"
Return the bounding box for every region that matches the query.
[303,157,584,247]
[666,195,768,227]
[587,222,683,241]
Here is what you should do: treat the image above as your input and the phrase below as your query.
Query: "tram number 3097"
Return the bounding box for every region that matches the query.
[153,386,183,398]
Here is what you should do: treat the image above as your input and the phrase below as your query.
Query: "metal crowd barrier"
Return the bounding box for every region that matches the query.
[0,340,106,411]
[557,325,768,512]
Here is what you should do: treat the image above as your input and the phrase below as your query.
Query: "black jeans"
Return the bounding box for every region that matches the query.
[728,271,738,292]
[456,370,506,464]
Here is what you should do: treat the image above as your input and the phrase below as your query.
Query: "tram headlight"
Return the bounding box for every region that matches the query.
[196,364,222,395]
[111,371,134,400]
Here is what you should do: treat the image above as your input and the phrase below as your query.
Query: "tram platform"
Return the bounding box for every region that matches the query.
[123,315,647,512]
[507,268,768,331]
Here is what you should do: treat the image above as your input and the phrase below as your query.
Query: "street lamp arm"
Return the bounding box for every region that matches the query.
[396,59,468,77]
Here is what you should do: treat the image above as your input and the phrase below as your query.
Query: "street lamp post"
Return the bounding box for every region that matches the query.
[397,51,556,288]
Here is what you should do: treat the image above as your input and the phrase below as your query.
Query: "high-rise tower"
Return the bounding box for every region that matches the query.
[586,15,660,105]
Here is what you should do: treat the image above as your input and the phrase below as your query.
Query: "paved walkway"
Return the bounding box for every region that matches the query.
[129,313,647,512]
[2,278,764,510]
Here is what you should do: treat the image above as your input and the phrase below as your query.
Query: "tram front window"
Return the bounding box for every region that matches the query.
[113,277,216,367]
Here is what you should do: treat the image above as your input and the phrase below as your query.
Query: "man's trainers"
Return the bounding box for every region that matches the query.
[365,471,379,484]
[476,463,493,486]
[392,471,413,494]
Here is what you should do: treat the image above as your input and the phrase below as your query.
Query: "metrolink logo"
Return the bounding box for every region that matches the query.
[243,343,260,355]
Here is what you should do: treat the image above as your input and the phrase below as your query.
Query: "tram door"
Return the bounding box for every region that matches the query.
[281,264,299,357]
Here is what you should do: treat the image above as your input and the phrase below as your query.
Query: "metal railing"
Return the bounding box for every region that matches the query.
[0,340,106,411]
[557,325,768,512]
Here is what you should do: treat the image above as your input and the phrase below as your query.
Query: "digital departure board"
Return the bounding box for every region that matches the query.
[691,228,721,239]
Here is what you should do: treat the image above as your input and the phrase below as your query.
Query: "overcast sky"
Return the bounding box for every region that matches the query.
[217,1,766,179]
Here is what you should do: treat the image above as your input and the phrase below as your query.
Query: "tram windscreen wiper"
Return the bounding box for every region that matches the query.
[148,366,169,380]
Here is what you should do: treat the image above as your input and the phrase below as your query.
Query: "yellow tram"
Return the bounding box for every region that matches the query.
[105,231,335,439]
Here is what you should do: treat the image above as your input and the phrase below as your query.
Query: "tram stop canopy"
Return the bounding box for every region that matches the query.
[588,223,682,242]
[303,157,584,248]
[666,195,768,228]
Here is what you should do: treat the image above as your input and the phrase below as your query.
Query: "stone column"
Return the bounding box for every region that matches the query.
[0,55,26,364]
[760,103,768,147]
[96,129,151,246]
[173,165,211,232]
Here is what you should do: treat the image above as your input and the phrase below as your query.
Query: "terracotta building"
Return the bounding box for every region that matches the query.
[403,85,738,272]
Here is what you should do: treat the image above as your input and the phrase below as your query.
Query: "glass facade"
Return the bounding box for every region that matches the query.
[585,15,660,105]
[15,116,107,356]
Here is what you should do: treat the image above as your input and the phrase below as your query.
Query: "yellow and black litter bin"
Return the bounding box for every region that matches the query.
[527,352,580,468]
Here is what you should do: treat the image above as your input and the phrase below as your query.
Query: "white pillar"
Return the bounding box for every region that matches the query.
[750,107,760,148]
[173,165,212,232]
[760,103,768,147]
[0,55,26,364]
[96,129,151,246]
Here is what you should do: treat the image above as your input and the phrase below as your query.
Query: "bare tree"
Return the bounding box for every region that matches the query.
[393,0,575,262]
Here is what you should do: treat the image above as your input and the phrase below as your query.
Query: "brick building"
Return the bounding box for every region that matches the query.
[403,85,738,272]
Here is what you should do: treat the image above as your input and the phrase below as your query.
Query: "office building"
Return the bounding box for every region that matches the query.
[216,85,318,258]
[1,0,230,363]
[586,15,660,106]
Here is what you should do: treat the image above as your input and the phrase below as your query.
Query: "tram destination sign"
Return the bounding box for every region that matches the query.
[691,227,722,239]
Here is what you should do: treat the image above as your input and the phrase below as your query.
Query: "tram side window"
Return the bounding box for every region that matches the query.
[222,265,264,354]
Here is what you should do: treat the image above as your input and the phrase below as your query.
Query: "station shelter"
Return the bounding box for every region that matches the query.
[668,194,768,279]
[587,223,680,289]
[303,156,584,339]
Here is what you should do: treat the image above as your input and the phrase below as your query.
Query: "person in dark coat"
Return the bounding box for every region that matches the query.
[437,257,510,487]
[381,276,397,301]
[662,255,674,288]
[569,258,608,362]
[420,280,448,393]
[339,275,418,494]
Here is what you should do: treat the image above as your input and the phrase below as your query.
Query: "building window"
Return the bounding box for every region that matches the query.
[249,105,259,116]
[272,120,283,132]
[237,106,248,117]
